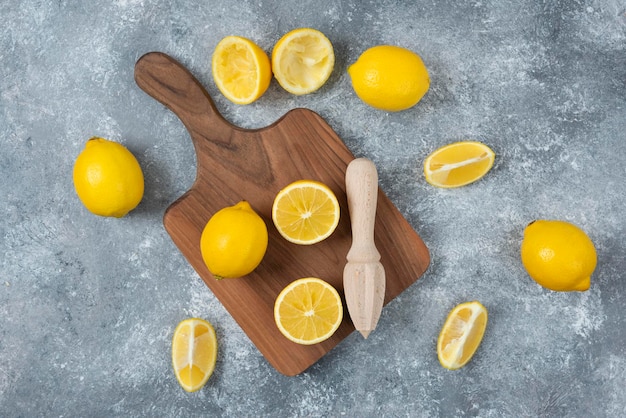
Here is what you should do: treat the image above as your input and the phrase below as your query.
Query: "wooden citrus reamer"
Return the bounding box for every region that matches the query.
[343,158,386,338]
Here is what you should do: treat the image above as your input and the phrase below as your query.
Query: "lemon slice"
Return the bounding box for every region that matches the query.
[172,318,218,392]
[437,301,488,370]
[272,179,340,245]
[271,28,335,95]
[423,141,495,188]
[274,277,343,345]
[211,36,272,105]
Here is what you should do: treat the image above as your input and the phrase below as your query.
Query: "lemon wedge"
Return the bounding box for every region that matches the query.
[172,318,218,392]
[424,141,495,188]
[437,301,488,370]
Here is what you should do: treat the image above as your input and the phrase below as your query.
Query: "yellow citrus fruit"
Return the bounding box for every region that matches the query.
[272,180,340,245]
[73,137,144,217]
[171,318,217,392]
[437,301,488,370]
[271,28,335,95]
[274,277,343,345]
[423,141,495,188]
[212,35,272,105]
[347,45,430,111]
[200,201,268,279]
[521,220,597,291]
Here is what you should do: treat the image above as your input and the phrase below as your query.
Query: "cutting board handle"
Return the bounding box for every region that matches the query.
[134,52,233,147]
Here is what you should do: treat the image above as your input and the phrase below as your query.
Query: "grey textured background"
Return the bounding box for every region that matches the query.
[1,0,625,416]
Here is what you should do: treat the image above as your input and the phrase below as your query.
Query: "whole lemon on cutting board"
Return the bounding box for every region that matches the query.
[347,45,430,111]
[73,137,144,218]
[200,201,268,279]
[520,220,597,291]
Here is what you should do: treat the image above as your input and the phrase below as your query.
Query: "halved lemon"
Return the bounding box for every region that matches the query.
[211,35,272,105]
[274,277,343,345]
[271,28,335,95]
[423,141,495,188]
[437,301,488,370]
[272,179,340,245]
[172,318,218,392]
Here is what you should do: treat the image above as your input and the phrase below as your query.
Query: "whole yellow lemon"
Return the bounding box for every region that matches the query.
[520,220,597,291]
[73,137,144,218]
[200,201,268,279]
[347,45,430,112]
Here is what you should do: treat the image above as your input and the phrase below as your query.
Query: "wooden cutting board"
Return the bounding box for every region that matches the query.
[134,52,430,376]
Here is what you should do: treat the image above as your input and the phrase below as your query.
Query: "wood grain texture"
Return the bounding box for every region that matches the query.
[134,52,430,376]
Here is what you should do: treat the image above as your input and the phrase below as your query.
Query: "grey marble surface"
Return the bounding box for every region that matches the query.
[1,0,625,416]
